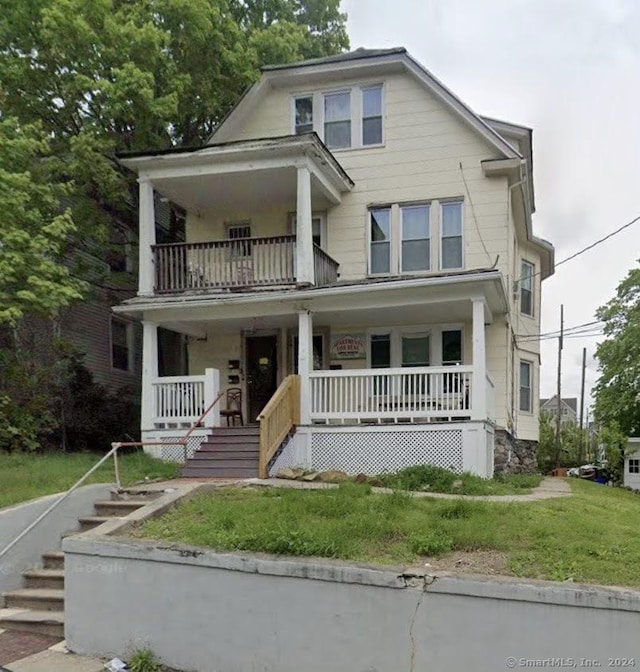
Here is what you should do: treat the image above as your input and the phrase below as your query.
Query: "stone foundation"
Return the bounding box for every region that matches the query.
[494,429,538,475]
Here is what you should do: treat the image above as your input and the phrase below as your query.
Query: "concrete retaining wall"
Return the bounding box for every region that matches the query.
[0,483,112,595]
[63,536,640,672]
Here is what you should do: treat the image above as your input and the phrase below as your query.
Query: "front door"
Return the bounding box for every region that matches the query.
[245,335,278,422]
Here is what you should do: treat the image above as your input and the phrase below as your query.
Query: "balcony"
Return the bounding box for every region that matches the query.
[152,235,339,293]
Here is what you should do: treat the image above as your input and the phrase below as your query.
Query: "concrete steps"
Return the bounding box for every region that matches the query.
[0,487,157,637]
[182,426,260,478]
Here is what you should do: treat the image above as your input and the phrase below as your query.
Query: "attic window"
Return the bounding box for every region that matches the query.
[294,96,313,134]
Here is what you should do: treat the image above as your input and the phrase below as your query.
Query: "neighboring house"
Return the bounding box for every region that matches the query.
[540,396,579,425]
[114,47,554,477]
[624,438,640,490]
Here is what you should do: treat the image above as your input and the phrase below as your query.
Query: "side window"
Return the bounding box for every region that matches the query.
[294,96,313,135]
[111,318,132,371]
[519,360,533,412]
[369,208,391,274]
[520,261,534,316]
[442,330,462,365]
[362,86,383,145]
[441,201,463,270]
[629,459,640,474]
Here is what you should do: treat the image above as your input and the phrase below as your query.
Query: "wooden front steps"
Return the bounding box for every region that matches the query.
[0,489,153,637]
[182,426,260,478]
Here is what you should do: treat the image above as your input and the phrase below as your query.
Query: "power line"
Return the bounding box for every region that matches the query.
[515,319,603,340]
[515,213,640,284]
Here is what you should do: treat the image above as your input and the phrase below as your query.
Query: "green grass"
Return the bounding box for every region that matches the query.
[377,464,543,495]
[0,450,180,510]
[135,479,640,588]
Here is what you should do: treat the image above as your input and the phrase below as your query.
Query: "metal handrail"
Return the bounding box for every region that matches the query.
[0,390,226,561]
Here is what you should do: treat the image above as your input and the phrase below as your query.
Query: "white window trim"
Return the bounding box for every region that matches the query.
[440,200,465,271]
[629,459,640,474]
[520,259,535,317]
[519,359,534,414]
[110,316,134,373]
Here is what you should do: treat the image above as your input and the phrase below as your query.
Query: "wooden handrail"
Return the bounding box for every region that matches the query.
[257,375,300,478]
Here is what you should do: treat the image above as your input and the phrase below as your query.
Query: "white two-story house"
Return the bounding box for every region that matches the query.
[115,47,554,479]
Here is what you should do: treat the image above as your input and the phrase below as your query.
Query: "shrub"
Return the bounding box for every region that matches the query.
[409,530,454,556]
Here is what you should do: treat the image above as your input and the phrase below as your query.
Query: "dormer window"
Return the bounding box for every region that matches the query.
[294,96,313,134]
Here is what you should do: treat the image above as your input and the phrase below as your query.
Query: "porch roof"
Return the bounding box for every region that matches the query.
[114,269,509,336]
[117,133,354,211]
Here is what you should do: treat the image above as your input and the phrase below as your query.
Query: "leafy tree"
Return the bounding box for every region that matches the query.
[0,117,85,326]
[594,265,640,437]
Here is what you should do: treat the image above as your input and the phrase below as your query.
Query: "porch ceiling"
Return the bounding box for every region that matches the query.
[154,167,331,214]
[119,271,509,335]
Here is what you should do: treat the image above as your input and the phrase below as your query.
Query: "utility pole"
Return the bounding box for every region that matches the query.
[555,304,564,467]
[579,347,586,464]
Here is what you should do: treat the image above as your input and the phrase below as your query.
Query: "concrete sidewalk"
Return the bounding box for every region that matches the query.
[2,638,104,672]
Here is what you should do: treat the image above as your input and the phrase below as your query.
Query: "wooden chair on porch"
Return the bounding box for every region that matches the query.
[220,387,244,426]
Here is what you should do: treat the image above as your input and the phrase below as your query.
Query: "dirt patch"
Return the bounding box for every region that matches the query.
[0,631,61,666]
[422,550,510,576]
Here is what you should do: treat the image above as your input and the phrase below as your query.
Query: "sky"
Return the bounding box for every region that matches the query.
[341,0,640,415]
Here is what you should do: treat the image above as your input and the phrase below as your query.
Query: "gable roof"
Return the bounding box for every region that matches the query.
[540,396,578,414]
[209,47,521,161]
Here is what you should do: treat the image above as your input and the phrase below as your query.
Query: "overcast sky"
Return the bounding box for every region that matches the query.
[342,0,640,415]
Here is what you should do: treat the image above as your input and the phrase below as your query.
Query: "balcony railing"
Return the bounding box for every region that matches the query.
[309,366,475,423]
[152,235,339,293]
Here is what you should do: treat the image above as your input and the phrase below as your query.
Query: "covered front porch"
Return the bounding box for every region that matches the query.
[121,271,507,477]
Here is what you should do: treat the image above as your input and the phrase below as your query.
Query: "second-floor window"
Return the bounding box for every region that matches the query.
[520,260,534,316]
[324,92,351,149]
[369,200,463,275]
[294,96,313,134]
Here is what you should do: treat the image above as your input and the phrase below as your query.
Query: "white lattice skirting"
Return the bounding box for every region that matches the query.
[141,429,209,463]
[269,423,494,477]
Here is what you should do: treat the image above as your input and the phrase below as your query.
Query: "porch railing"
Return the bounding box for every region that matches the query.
[151,368,220,428]
[257,375,300,478]
[309,366,474,423]
[153,236,339,292]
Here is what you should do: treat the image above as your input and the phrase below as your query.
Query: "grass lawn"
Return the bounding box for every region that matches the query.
[135,479,640,588]
[377,465,542,495]
[0,450,180,510]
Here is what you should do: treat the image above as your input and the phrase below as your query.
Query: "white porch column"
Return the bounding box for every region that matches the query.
[297,310,313,424]
[296,166,315,286]
[471,298,487,421]
[203,368,221,428]
[138,179,156,296]
[140,320,159,432]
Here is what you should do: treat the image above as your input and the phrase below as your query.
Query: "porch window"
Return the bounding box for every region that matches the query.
[442,329,462,392]
[228,223,252,258]
[401,205,430,272]
[111,318,132,371]
[370,334,391,368]
[288,213,326,249]
[401,334,430,367]
[519,360,533,413]
[362,86,383,145]
[324,92,351,149]
[629,459,640,474]
[521,260,534,316]
[441,202,463,269]
[294,96,313,134]
[370,208,391,274]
